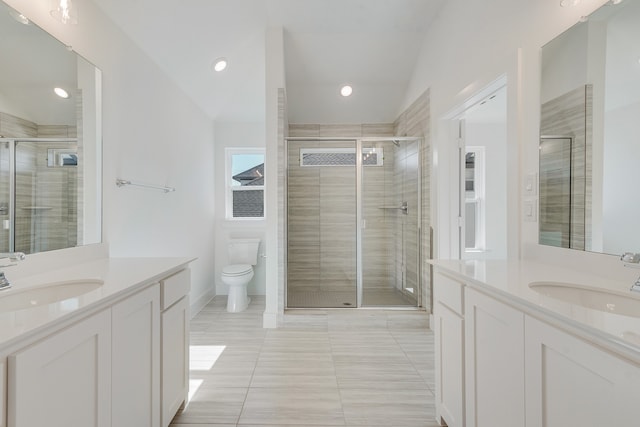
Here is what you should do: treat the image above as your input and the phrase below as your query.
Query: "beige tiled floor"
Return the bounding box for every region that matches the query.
[171,295,440,426]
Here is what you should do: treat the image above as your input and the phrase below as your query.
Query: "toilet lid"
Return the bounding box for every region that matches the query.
[222,264,252,276]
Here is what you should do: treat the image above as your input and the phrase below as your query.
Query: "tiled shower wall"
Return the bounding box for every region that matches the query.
[0,112,78,253]
[540,85,592,250]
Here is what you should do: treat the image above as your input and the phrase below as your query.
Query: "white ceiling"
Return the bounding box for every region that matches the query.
[91,0,446,124]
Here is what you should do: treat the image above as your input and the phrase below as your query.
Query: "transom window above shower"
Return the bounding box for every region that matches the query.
[300,148,383,167]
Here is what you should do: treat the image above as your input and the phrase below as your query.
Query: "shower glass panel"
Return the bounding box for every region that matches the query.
[287,140,358,308]
[361,139,419,307]
[0,140,79,254]
[0,142,9,251]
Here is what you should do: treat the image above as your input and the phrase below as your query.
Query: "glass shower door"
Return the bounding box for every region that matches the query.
[361,139,419,307]
[286,139,358,308]
[14,140,78,254]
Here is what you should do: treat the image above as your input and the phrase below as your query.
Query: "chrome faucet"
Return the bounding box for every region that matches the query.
[621,252,640,292]
[621,252,640,264]
[0,252,26,290]
[0,252,26,262]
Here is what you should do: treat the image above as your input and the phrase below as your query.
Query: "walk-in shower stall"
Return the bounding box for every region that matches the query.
[0,138,80,254]
[286,137,422,308]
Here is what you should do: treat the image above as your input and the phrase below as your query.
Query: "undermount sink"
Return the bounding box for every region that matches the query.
[0,279,104,311]
[529,281,640,318]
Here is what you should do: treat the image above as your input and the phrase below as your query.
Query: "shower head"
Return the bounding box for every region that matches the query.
[392,140,400,147]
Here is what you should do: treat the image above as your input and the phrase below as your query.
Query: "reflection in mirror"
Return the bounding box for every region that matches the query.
[0,2,101,255]
[539,0,639,255]
[539,136,576,249]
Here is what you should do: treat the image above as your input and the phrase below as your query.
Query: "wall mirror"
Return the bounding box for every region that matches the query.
[539,0,639,255]
[0,1,102,255]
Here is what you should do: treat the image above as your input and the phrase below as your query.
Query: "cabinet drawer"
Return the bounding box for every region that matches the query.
[161,269,191,310]
[434,273,464,315]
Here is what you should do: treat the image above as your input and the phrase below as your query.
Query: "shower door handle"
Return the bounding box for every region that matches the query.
[378,202,408,214]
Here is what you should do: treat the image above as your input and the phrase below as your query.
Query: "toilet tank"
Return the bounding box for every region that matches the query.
[228,238,261,265]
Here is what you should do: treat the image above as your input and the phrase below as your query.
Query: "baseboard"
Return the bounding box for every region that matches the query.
[190,288,216,319]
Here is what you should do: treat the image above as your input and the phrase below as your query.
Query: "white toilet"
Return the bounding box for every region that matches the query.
[221,238,260,313]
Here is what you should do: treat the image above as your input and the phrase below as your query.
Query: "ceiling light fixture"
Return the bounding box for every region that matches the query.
[611,0,623,4]
[213,58,228,72]
[50,0,78,25]
[54,87,70,99]
[8,9,30,25]
[340,85,353,97]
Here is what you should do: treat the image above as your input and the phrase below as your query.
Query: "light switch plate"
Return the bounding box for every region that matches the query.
[524,199,537,222]
[524,173,537,196]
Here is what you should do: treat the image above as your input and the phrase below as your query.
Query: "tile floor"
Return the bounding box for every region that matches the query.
[171,295,440,427]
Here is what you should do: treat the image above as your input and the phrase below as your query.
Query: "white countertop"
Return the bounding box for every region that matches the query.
[430,259,640,362]
[0,257,194,353]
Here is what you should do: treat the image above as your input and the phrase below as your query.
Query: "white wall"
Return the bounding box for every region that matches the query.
[5,0,217,311]
[400,0,629,276]
[264,27,286,328]
[214,121,266,295]
[602,102,640,254]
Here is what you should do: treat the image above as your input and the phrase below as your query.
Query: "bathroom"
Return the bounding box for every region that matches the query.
[0,0,638,425]
[0,0,622,316]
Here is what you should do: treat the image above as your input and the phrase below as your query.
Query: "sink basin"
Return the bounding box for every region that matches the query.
[529,281,640,318]
[0,279,104,311]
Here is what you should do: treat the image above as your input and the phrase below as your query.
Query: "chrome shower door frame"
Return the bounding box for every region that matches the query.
[285,136,423,309]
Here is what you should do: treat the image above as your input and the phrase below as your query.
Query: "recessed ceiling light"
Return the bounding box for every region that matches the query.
[340,85,353,97]
[611,0,623,4]
[213,58,227,72]
[8,9,30,25]
[54,87,70,99]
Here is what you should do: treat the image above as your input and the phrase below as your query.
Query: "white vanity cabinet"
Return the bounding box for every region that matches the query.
[524,316,640,426]
[464,288,525,427]
[433,262,640,427]
[160,269,190,427]
[0,262,192,427]
[112,284,161,427]
[433,273,465,427]
[7,309,112,427]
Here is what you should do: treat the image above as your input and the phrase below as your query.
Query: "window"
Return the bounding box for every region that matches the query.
[299,147,384,167]
[464,147,485,251]
[226,148,265,220]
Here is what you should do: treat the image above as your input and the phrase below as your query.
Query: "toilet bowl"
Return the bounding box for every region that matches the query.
[221,238,260,313]
[221,264,253,312]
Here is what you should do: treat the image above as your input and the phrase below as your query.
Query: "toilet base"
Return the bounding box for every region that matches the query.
[227,285,250,313]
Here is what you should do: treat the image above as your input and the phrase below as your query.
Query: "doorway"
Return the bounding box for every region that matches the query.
[448,84,509,260]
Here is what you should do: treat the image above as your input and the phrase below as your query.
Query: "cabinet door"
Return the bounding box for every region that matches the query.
[525,316,640,426]
[465,288,524,427]
[8,310,112,427]
[433,274,465,427]
[112,284,161,427]
[162,295,189,427]
[434,302,464,427]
